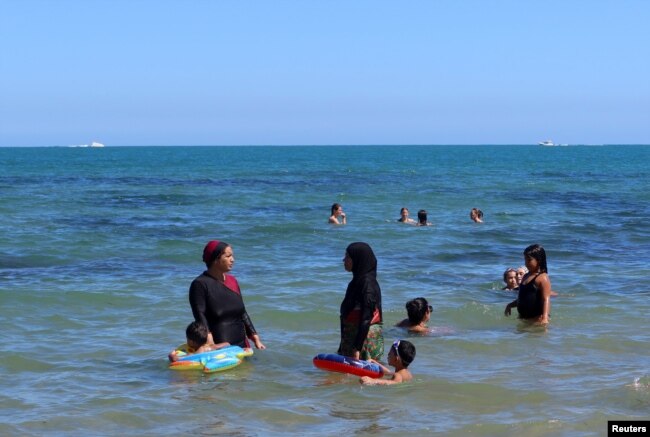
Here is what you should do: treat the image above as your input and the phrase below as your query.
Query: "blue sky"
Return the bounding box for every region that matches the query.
[1,0,648,146]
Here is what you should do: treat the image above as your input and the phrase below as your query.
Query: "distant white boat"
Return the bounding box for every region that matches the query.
[538,140,555,146]
[90,141,105,148]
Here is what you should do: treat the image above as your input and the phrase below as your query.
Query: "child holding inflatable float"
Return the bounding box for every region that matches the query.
[168,321,254,373]
[312,338,417,385]
[168,321,229,362]
[360,339,416,386]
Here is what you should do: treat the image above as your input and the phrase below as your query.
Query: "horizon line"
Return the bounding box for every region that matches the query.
[3,143,648,148]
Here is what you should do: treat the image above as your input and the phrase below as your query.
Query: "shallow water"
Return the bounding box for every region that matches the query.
[0,145,648,436]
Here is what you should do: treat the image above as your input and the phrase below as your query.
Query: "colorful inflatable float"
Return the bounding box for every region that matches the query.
[169,344,253,373]
[313,353,383,378]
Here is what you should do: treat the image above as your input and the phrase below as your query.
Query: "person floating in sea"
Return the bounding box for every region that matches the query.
[396,297,432,333]
[360,339,415,386]
[470,208,484,223]
[416,209,432,226]
[502,268,519,291]
[397,207,416,224]
[329,203,347,225]
[505,244,552,325]
[168,321,230,362]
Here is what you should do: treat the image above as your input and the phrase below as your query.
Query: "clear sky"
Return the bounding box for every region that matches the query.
[1,0,649,146]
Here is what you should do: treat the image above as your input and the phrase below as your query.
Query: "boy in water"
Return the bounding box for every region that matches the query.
[168,321,230,362]
[360,339,415,385]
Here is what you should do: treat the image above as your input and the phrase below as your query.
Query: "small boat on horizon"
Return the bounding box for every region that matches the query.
[538,140,555,146]
[90,141,105,148]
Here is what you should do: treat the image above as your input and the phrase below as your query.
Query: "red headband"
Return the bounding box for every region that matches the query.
[202,240,222,264]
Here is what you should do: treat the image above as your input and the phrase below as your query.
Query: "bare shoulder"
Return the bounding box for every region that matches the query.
[395,369,412,382]
[395,319,411,328]
[536,272,551,285]
[408,325,429,334]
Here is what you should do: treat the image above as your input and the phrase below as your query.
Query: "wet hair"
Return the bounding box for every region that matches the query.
[394,340,416,368]
[406,297,430,324]
[331,203,342,215]
[470,208,483,221]
[503,268,517,282]
[524,244,548,274]
[186,321,209,348]
[417,210,427,224]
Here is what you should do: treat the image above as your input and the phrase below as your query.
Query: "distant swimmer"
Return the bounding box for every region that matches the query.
[329,203,347,225]
[397,207,416,224]
[416,209,432,226]
[470,208,483,223]
[502,268,519,291]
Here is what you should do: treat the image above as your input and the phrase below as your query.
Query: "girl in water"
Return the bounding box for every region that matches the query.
[396,297,432,333]
[329,203,347,225]
[504,244,552,325]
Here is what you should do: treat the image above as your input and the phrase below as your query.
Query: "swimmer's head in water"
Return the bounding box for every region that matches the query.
[503,268,518,289]
[185,321,209,350]
[390,339,416,368]
[406,297,432,324]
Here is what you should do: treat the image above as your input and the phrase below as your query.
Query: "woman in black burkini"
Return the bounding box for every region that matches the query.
[505,244,552,325]
[338,242,384,360]
[189,240,265,349]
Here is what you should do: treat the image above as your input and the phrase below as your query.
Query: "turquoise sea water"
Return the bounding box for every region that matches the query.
[0,145,648,436]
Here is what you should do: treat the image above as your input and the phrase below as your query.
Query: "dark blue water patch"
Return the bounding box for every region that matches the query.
[92,193,203,208]
[0,258,191,289]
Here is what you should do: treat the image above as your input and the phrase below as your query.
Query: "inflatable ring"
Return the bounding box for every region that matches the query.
[169,344,253,373]
[313,353,383,378]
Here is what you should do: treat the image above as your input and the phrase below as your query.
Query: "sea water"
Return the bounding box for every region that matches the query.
[0,145,648,436]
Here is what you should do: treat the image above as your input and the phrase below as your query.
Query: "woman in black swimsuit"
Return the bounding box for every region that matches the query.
[189,240,266,349]
[504,244,552,324]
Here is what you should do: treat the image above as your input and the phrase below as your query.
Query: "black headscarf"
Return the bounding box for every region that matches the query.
[348,242,377,278]
[340,242,383,351]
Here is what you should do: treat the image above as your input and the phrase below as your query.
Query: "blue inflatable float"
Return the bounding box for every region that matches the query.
[169,344,253,373]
